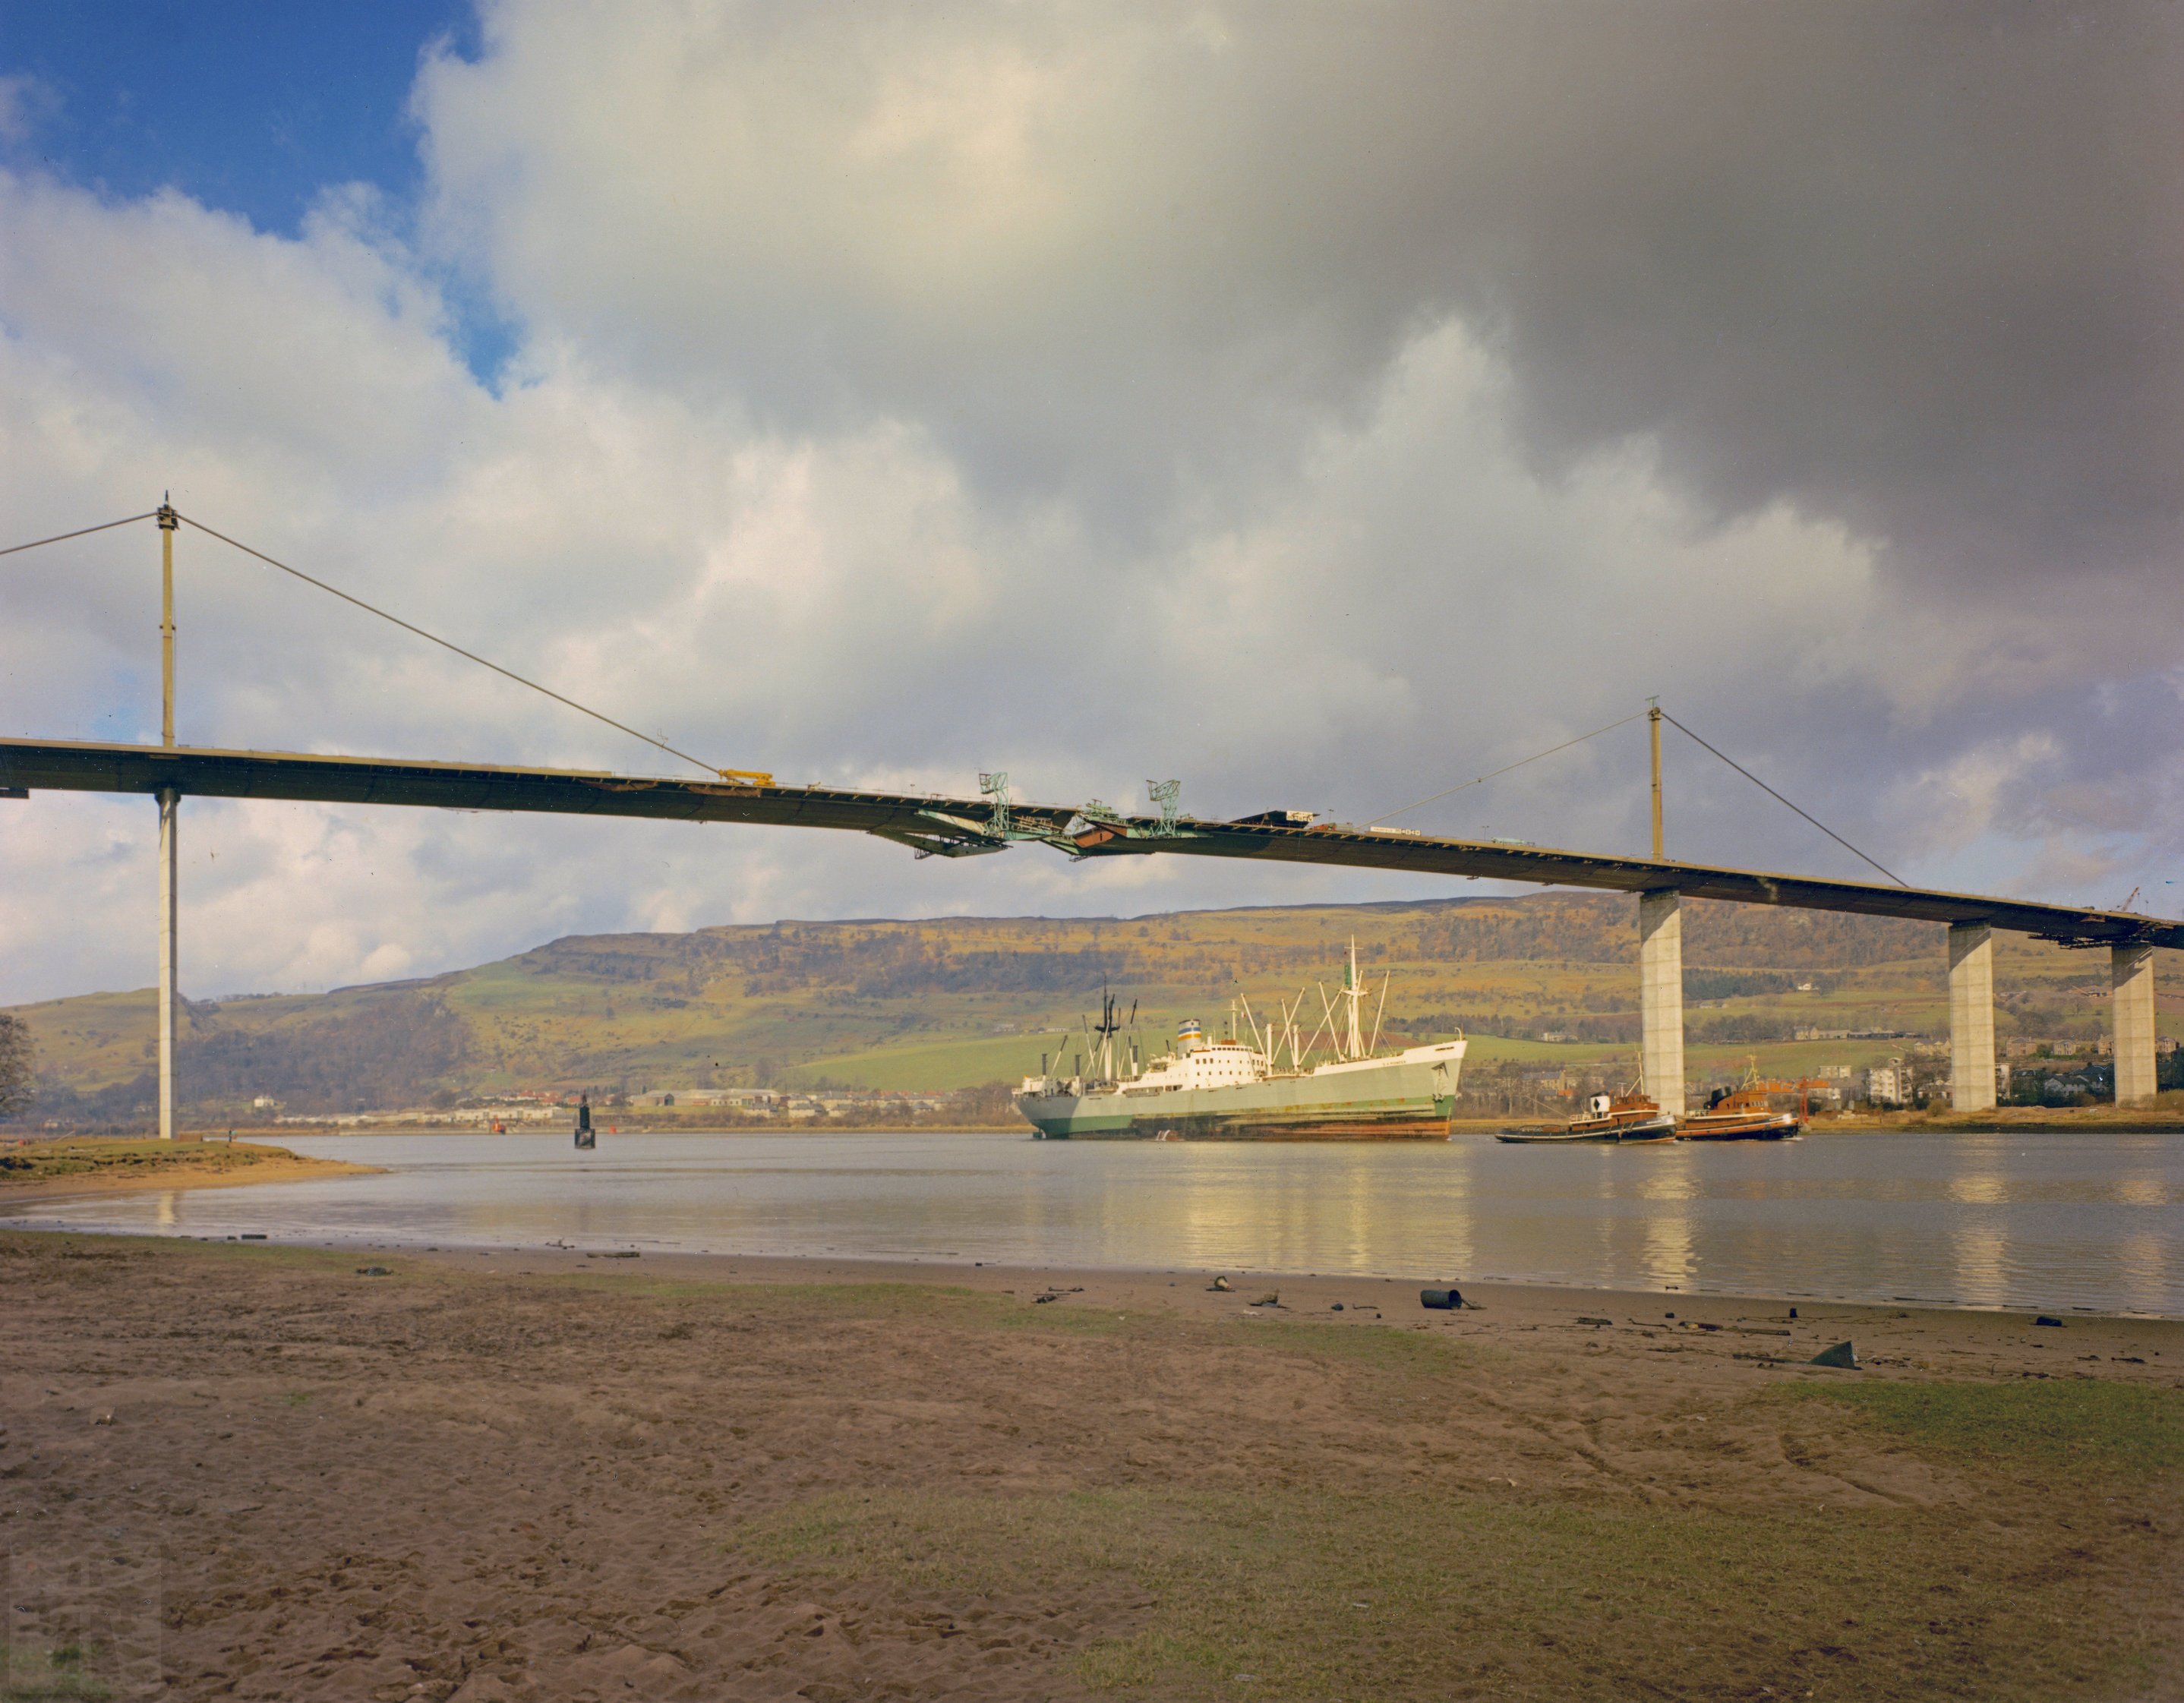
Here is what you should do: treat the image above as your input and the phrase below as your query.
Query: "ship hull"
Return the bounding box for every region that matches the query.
[1679,1112,1801,1140]
[1016,1042,1464,1140]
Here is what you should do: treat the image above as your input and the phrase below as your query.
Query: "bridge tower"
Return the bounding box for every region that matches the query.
[1637,707,1685,1111]
[156,500,179,1142]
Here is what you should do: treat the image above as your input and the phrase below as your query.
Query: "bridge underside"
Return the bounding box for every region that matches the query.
[3,735,2173,1112]
[5,736,2176,951]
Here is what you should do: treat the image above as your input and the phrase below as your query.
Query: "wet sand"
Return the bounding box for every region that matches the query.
[2,1232,2177,1701]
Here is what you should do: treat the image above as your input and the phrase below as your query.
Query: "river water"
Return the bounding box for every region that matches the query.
[2,1130,2176,1316]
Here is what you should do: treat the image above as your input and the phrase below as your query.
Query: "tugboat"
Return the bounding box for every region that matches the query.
[1498,1087,1679,1144]
[1678,1066,1802,1140]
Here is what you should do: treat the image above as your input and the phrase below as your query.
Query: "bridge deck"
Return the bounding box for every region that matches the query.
[3,736,2175,949]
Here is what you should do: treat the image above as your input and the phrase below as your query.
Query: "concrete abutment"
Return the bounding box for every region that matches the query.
[1946,922,1996,1112]
[2112,944,2157,1107]
[1639,889,1685,1114]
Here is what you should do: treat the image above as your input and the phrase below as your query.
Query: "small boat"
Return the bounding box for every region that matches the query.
[1679,1067,1802,1140]
[1498,1090,1679,1144]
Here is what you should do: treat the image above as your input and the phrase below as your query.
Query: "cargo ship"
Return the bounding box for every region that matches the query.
[1014,942,1465,1140]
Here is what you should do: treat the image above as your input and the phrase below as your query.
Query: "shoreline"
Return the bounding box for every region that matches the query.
[293,1243,2184,1332]
[155,1114,2184,1138]
[5,1220,2177,1323]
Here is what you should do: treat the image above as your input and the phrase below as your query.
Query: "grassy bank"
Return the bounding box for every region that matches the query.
[1819,1099,2184,1133]
[0,1135,377,1193]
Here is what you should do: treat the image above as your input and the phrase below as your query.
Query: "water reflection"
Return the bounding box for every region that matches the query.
[0,1129,2176,1316]
[1950,1223,2009,1309]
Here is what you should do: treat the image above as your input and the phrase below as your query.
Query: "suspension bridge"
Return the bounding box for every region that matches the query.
[3,505,2176,1136]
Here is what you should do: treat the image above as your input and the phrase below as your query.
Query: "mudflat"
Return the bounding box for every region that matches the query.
[1,1234,2177,1702]
[0,1137,380,1201]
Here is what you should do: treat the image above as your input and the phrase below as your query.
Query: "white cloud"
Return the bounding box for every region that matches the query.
[2,2,2179,1004]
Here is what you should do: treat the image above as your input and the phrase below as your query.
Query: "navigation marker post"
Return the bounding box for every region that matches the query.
[156,499,178,1141]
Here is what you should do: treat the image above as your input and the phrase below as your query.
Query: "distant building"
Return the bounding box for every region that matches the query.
[1865,1064,1905,1107]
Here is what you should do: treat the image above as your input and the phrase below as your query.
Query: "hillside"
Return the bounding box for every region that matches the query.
[8,891,2173,1125]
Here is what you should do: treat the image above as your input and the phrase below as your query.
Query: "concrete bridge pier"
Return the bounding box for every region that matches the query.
[1946,922,1996,1112]
[2112,945,2157,1107]
[1639,888,1685,1114]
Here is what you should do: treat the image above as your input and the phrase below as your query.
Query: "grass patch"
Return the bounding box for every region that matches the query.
[734,1484,2160,1701]
[0,1140,295,1183]
[1775,1377,2184,1478]
[0,1642,112,1701]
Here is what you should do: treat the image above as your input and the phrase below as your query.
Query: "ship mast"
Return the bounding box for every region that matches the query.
[1343,938,1367,1061]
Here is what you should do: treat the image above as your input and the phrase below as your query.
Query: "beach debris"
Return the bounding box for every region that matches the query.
[1808,1341,1858,1369]
[355,1266,392,1277]
[1788,1307,1798,1319]
[1420,1288,1463,1310]
[1330,1301,1345,1311]
[1249,1291,1281,1307]
[241,1233,267,1241]
[1209,1276,1232,1291]
[93,1411,113,1426]
[1664,1311,1675,1320]
[1577,1316,1612,1327]
[585,1250,641,1259]
[2033,1315,2064,1327]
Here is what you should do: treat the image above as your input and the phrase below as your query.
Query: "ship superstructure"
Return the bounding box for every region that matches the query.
[1014,941,1465,1140]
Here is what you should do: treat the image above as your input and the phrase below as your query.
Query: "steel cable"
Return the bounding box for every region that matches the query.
[173,512,749,782]
[1660,711,1906,886]
[0,512,159,558]
[1368,711,1646,826]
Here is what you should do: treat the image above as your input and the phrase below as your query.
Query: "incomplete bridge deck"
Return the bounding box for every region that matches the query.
[5,735,2175,950]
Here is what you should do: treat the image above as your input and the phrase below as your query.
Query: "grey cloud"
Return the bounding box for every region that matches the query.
[4,4,2179,1005]
[425,1,2181,589]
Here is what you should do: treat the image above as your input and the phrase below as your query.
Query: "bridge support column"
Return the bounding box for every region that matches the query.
[157,787,178,1141]
[1639,889,1685,1114]
[1946,922,1996,1112]
[2112,944,2157,1108]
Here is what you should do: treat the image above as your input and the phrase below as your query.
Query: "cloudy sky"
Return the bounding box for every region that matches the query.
[1,0,2178,1004]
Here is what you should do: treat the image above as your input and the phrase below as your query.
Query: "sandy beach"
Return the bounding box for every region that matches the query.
[1,1228,2177,1702]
